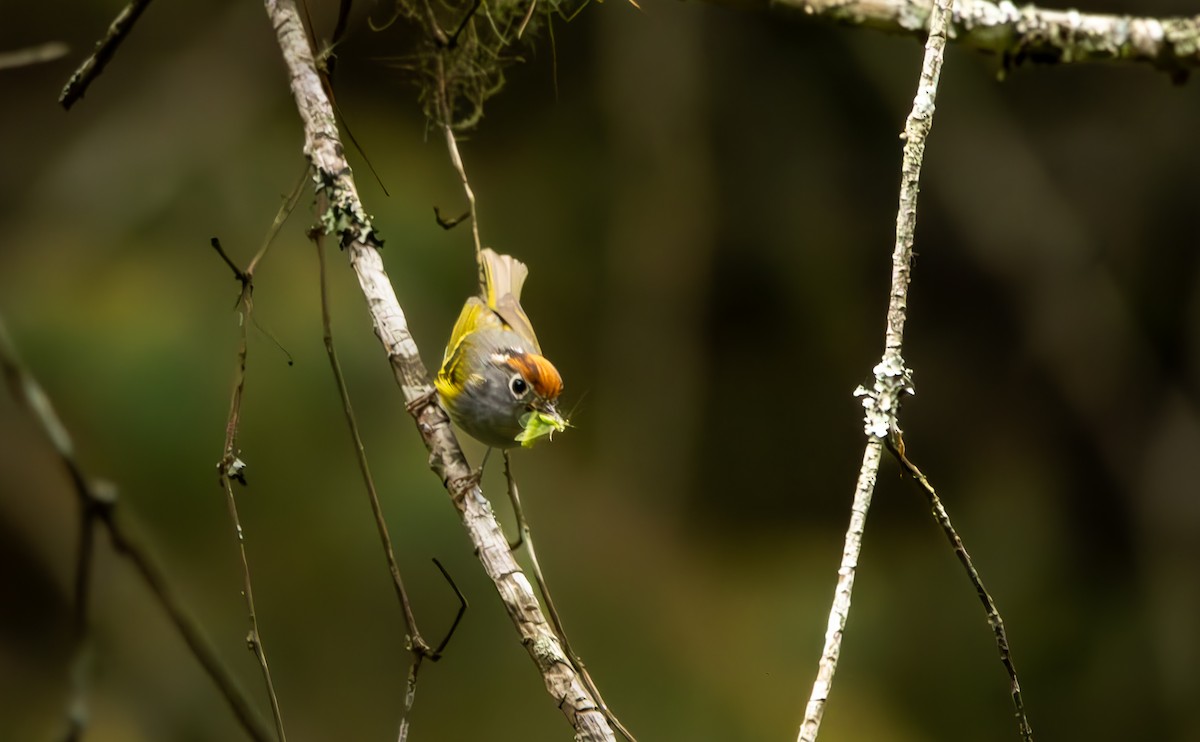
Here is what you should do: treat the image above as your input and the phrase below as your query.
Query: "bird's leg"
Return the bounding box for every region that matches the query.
[504,451,526,552]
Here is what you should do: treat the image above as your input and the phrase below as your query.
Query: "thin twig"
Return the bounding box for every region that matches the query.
[429,558,469,656]
[309,28,392,198]
[213,215,298,742]
[433,206,470,230]
[102,509,274,741]
[887,433,1034,741]
[446,0,484,49]
[0,42,69,71]
[516,0,538,40]
[216,472,284,741]
[251,165,308,276]
[504,454,638,742]
[797,1,955,740]
[60,478,99,742]
[313,211,432,742]
[0,314,272,742]
[262,1,615,737]
[435,54,484,287]
[59,0,154,109]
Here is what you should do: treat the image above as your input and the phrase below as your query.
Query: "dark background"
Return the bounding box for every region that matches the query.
[2,1,1199,740]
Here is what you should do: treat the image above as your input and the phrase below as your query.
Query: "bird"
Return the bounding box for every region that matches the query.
[435,248,567,449]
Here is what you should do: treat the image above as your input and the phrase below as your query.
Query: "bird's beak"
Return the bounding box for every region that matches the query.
[516,402,569,447]
[540,401,565,425]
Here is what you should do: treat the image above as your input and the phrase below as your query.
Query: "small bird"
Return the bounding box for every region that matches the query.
[435,249,568,449]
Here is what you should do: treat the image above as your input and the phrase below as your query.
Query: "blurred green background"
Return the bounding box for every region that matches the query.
[3,1,1200,740]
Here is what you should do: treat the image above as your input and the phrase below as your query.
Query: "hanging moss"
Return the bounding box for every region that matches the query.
[372,0,590,129]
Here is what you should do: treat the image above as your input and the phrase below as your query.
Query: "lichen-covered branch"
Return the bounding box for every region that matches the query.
[796,0,954,740]
[261,1,614,739]
[726,0,1200,79]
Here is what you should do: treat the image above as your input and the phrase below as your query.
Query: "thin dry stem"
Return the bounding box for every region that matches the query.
[313,215,432,742]
[60,488,98,742]
[436,54,485,287]
[797,0,955,740]
[0,314,272,742]
[216,476,285,742]
[503,453,637,742]
[888,434,1034,741]
[0,42,68,71]
[213,222,297,742]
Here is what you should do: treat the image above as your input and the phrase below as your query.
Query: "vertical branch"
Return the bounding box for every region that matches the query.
[61,489,99,742]
[215,473,285,742]
[435,54,485,288]
[796,0,955,740]
[211,232,289,742]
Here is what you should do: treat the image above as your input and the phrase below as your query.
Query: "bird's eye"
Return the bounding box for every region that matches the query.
[509,375,528,397]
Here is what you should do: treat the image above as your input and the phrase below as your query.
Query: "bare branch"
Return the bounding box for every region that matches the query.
[0,314,272,742]
[314,217,434,742]
[59,0,154,109]
[435,53,485,289]
[0,42,68,71]
[503,453,637,742]
[797,0,954,740]
[723,0,1200,80]
[212,228,294,742]
[262,0,615,738]
[887,434,1034,741]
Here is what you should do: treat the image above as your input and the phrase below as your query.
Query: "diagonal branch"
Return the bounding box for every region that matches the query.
[313,218,445,742]
[59,0,155,109]
[503,453,637,742]
[715,0,1200,80]
[0,313,273,742]
[262,1,615,739]
[797,0,954,740]
[887,433,1033,741]
[0,42,68,71]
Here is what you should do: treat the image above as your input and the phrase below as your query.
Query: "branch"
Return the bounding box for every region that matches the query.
[212,228,292,742]
[313,220,450,742]
[435,56,485,290]
[59,0,154,109]
[0,313,273,742]
[797,0,954,740]
[887,434,1033,741]
[731,0,1200,80]
[261,1,615,739]
[0,42,68,71]
[503,453,637,741]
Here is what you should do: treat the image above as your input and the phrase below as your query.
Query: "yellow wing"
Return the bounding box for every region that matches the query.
[438,297,494,391]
